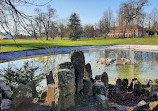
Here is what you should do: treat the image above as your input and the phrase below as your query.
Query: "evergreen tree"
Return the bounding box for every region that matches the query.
[68,13,82,40]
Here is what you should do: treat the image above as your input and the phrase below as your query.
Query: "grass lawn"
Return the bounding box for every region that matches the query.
[1,37,158,53]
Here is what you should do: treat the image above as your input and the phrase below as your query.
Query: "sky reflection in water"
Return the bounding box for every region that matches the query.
[0,48,158,90]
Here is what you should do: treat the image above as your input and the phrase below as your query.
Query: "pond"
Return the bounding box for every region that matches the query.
[0,46,158,90]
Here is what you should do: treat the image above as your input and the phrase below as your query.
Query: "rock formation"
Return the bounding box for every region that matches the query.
[71,49,85,93]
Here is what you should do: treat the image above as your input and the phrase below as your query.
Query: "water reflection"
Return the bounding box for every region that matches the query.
[0,48,158,86]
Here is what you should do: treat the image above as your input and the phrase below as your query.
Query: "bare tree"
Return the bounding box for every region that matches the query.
[38,6,56,40]
[0,0,52,38]
[50,22,58,39]
[35,9,43,39]
[118,0,148,38]
[151,8,158,30]
[99,8,113,38]
[83,24,95,38]
[57,19,68,40]
[29,18,38,40]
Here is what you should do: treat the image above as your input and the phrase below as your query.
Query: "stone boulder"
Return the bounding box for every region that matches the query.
[46,71,54,85]
[0,80,12,110]
[12,84,33,109]
[101,72,109,89]
[133,80,143,96]
[85,63,92,80]
[1,99,12,110]
[115,78,122,94]
[27,80,38,98]
[54,69,75,111]
[122,79,128,91]
[101,72,109,96]
[0,79,12,98]
[128,81,133,92]
[93,81,106,96]
[150,84,158,100]
[71,49,85,93]
[57,62,75,73]
[95,75,101,81]
[82,79,93,97]
[96,94,108,108]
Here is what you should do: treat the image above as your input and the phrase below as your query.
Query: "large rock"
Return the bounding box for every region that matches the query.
[96,94,108,108]
[12,84,33,109]
[2,85,12,99]
[93,81,106,96]
[101,72,109,96]
[95,75,101,81]
[54,69,75,111]
[71,49,85,93]
[101,72,108,89]
[133,80,143,96]
[0,79,12,98]
[115,78,122,94]
[150,84,158,100]
[57,62,75,73]
[85,63,92,80]
[0,80,6,90]
[46,71,54,85]
[122,79,128,91]
[128,81,133,92]
[1,99,12,110]
[82,79,93,97]
[27,80,38,98]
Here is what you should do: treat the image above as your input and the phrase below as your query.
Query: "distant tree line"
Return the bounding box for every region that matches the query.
[1,0,158,40]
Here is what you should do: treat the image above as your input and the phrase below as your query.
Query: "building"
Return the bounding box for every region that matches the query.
[108,25,146,38]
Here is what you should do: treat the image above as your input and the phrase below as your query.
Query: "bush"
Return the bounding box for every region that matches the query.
[0,61,44,86]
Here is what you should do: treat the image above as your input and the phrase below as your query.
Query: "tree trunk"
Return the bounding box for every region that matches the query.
[46,32,49,40]
[61,35,63,40]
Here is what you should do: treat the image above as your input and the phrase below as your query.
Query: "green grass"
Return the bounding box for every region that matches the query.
[1,37,158,53]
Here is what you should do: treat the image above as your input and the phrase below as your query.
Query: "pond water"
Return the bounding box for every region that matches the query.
[0,47,158,90]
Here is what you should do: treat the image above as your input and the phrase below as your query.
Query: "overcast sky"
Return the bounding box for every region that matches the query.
[16,0,158,25]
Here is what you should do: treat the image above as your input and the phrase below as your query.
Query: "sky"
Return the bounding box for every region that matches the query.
[17,0,158,25]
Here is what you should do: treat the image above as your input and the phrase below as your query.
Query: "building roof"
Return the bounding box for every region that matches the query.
[110,25,143,30]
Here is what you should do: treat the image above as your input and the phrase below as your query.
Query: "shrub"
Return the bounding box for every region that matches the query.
[0,61,44,86]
